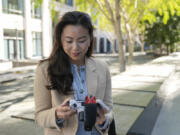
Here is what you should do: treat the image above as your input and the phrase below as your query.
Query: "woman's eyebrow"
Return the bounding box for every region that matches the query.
[78,36,87,40]
[64,36,87,40]
[65,36,73,39]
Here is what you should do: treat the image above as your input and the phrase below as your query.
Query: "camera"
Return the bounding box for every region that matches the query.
[69,96,110,131]
[69,96,97,131]
[69,99,85,121]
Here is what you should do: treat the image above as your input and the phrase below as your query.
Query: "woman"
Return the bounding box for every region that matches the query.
[34,11,113,135]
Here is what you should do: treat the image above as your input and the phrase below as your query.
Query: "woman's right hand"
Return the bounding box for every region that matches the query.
[55,98,76,120]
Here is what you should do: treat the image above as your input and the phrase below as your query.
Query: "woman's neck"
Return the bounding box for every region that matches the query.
[70,58,85,68]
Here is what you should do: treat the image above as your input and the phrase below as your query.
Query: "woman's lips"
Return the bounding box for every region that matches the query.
[72,52,80,57]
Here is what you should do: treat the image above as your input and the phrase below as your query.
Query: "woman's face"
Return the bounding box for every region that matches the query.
[61,25,91,66]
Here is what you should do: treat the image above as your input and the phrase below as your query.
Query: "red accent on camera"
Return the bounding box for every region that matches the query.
[85,96,96,104]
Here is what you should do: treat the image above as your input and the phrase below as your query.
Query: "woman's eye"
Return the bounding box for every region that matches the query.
[79,40,86,43]
[66,41,72,43]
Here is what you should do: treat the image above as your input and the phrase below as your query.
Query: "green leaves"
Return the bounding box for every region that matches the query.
[144,10,180,54]
[31,0,43,8]
[143,0,180,25]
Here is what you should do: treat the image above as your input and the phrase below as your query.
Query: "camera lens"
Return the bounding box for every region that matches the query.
[73,104,77,108]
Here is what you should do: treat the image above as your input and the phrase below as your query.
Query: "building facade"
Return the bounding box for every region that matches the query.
[0,0,75,61]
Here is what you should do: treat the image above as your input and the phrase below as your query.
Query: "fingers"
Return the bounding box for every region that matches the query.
[61,97,71,106]
[56,98,76,120]
[97,107,105,117]
[61,106,71,112]
[96,107,106,125]
[56,106,76,119]
[96,116,106,125]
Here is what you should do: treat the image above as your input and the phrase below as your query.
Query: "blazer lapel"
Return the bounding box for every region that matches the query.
[85,57,97,96]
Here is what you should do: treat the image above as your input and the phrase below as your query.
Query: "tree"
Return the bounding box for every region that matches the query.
[81,0,150,65]
[78,0,126,72]
[142,0,180,55]
[142,0,180,24]
[144,10,180,55]
[120,0,149,64]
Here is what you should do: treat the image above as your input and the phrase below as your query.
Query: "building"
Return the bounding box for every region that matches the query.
[0,0,116,69]
[0,0,75,62]
[94,29,117,54]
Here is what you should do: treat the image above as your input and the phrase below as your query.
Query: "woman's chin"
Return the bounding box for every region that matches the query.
[70,57,84,64]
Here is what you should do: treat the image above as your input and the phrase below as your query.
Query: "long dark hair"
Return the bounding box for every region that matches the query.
[42,11,94,95]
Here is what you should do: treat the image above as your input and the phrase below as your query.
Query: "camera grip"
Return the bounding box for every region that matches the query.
[84,103,97,131]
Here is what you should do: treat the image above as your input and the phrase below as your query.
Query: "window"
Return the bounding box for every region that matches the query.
[100,38,105,53]
[32,32,42,56]
[66,0,73,6]
[57,0,73,6]
[3,29,25,60]
[2,0,24,15]
[31,2,41,19]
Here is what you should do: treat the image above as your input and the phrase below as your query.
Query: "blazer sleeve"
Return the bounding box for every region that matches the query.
[34,63,61,131]
[96,62,114,134]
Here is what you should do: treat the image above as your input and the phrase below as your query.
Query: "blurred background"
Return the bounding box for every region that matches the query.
[0,0,180,71]
[0,0,180,135]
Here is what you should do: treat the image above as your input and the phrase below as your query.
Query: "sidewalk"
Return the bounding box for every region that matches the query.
[151,63,180,135]
[0,65,36,84]
[0,53,180,135]
[111,54,177,135]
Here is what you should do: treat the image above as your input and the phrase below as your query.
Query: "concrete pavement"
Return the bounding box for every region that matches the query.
[0,53,180,135]
[151,62,180,135]
[111,55,176,135]
[125,53,180,135]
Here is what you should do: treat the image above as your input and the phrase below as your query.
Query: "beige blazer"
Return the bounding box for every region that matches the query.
[34,57,113,135]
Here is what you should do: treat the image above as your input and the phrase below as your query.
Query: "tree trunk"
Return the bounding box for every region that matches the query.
[150,45,153,52]
[167,45,169,55]
[160,44,162,55]
[95,0,125,71]
[141,35,145,52]
[115,0,126,72]
[125,27,134,64]
[112,38,116,54]
[122,7,134,65]
[128,40,134,64]
[114,23,126,72]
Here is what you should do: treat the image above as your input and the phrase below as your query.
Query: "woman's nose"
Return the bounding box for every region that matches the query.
[72,42,79,50]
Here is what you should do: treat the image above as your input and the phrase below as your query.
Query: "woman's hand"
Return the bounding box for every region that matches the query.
[55,98,76,120]
[95,106,106,125]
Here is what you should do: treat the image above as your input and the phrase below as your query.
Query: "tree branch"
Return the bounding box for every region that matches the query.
[95,0,112,22]
[104,0,115,21]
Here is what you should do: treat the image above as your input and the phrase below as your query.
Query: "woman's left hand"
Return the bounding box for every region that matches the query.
[95,107,106,125]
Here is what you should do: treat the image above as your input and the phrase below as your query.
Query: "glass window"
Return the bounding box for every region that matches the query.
[100,38,104,53]
[19,40,25,59]
[4,39,9,59]
[8,40,15,59]
[93,37,97,53]
[66,0,73,6]
[32,32,42,56]
[31,2,41,19]
[2,0,24,15]
[3,29,25,60]
[56,0,73,6]
[107,39,111,53]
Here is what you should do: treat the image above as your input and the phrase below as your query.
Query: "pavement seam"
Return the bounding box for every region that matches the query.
[112,88,157,93]
[113,103,146,109]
